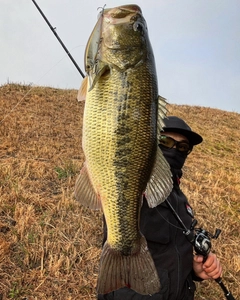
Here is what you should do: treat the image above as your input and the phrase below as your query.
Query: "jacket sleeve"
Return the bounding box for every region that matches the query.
[191,270,204,282]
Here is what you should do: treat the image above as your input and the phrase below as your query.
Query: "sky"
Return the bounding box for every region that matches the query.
[1,0,240,113]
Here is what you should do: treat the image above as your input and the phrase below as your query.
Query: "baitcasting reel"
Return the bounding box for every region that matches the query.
[190,219,221,259]
[166,199,236,300]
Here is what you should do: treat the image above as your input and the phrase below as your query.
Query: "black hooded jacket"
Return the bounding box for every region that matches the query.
[139,182,196,300]
[98,175,197,300]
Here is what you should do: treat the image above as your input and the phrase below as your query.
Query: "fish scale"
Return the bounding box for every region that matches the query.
[75,4,173,295]
[83,68,157,248]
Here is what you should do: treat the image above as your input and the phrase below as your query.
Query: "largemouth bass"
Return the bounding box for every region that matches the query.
[75,4,172,295]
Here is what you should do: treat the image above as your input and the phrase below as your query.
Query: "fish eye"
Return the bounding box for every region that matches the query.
[133,21,144,32]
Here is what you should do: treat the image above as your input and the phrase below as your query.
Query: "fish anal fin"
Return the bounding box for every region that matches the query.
[77,76,88,102]
[145,147,173,208]
[74,163,102,210]
[97,237,160,295]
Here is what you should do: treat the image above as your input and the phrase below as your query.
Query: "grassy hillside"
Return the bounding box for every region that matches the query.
[0,84,239,299]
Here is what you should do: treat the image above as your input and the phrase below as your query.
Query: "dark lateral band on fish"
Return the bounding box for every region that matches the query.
[74,4,173,295]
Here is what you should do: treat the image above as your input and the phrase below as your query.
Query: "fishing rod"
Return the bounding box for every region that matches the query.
[165,199,236,300]
[32,0,85,78]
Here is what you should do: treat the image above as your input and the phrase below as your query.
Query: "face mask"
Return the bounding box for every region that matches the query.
[160,147,187,170]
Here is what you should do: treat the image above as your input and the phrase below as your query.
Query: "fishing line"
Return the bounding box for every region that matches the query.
[0,0,87,124]
[154,203,184,231]
[32,0,85,78]
[0,50,82,125]
[0,83,33,125]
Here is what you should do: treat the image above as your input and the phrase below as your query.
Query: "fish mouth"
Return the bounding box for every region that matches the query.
[102,4,142,26]
[101,5,146,50]
[103,5,142,19]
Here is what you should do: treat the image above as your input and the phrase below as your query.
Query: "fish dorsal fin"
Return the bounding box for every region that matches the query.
[157,95,168,139]
[74,163,102,210]
[145,143,173,208]
[77,76,88,102]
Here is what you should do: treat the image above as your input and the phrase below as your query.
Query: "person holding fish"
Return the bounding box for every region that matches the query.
[74,4,222,300]
[98,116,222,300]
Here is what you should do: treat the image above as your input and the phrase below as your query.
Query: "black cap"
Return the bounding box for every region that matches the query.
[162,116,203,146]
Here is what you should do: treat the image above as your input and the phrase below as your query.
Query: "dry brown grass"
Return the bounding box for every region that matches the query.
[0,83,239,299]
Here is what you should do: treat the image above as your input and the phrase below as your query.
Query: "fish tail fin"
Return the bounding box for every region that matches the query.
[97,237,160,295]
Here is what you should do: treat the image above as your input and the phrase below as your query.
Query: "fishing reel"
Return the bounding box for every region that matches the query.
[166,199,236,299]
[189,219,221,258]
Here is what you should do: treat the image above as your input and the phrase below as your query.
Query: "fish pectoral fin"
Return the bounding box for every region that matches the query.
[157,95,168,138]
[145,147,173,208]
[74,163,102,210]
[77,76,88,102]
[144,94,172,207]
[97,237,160,295]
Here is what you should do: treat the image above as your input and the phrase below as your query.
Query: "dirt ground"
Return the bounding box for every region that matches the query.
[0,84,239,299]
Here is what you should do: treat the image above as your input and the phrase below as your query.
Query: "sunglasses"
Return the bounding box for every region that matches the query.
[159,135,192,155]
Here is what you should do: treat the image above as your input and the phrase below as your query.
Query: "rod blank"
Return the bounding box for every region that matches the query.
[32,0,85,78]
